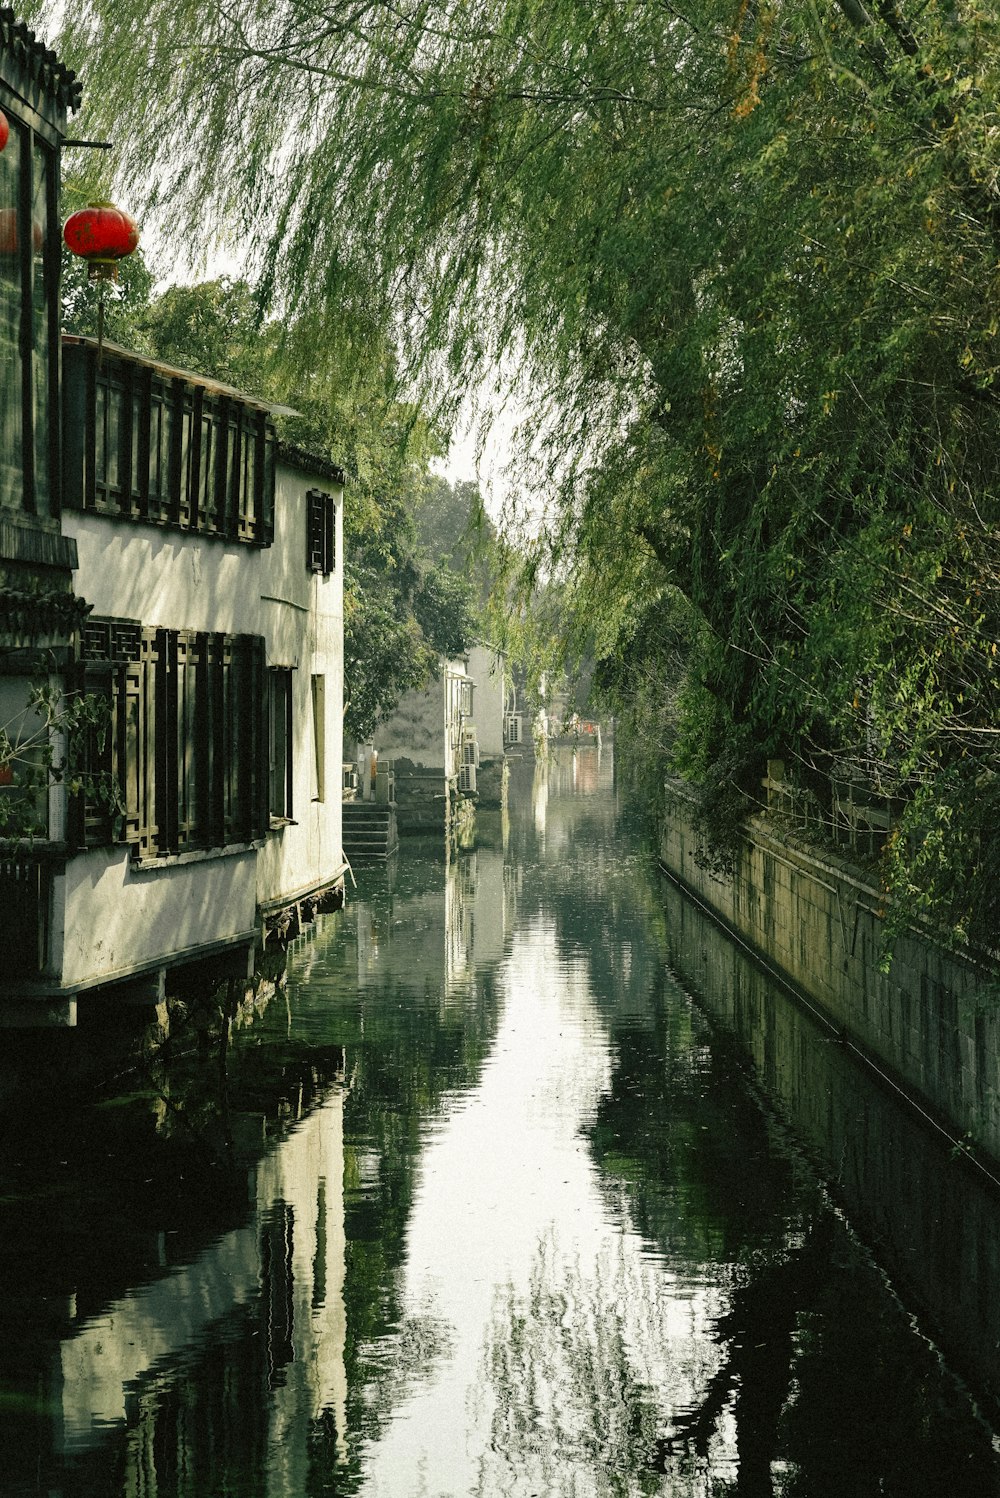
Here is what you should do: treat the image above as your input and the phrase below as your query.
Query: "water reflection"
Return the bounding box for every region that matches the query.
[57,1083,348,1480]
[356,840,514,998]
[1,748,999,1496]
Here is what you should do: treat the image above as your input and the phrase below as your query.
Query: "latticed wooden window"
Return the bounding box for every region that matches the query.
[62,343,277,547]
[0,110,59,518]
[74,618,269,856]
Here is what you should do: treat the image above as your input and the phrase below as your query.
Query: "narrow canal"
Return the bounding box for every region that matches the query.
[2,749,1000,1496]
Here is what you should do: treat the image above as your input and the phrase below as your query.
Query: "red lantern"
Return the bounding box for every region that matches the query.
[0,110,8,152]
[63,200,139,281]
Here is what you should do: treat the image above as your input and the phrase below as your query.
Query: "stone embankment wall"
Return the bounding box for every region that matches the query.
[658,874,1000,1403]
[660,782,1000,1163]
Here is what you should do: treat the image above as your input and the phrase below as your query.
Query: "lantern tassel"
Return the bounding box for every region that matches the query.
[97,291,104,371]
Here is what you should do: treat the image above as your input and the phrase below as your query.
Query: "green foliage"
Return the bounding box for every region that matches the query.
[0,684,122,842]
[412,561,478,660]
[136,277,268,390]
[61,242,156,349]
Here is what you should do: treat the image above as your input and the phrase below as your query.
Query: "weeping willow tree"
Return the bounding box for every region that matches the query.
[35,0,1000,948]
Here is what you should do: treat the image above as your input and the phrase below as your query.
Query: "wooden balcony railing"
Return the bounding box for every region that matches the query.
[62,338,276,547]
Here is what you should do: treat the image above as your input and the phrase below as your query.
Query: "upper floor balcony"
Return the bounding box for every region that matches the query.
[62,337,280,548]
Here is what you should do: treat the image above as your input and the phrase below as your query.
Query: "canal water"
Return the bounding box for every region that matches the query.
[2,748,1000,1496]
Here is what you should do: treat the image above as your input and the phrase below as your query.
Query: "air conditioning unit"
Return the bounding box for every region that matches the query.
[459,763,477,794]
[505,713,522,745]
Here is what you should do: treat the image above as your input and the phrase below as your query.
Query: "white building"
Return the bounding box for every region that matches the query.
[0,18,347,1022]
[466,642,514,807]
[373,645,518,830]
[52,340,346,1005]
[374,653,478,834]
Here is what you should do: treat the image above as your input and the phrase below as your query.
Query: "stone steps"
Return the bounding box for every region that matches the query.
[342,803,399,862]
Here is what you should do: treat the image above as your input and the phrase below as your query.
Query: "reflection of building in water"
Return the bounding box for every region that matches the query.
[55,1084,348,1490]
[466,644,514,808]
[529,744,611,846]
[356,844,512,999]
[547,743,603,796]
[533,758,549,840]
[573,744,601,794]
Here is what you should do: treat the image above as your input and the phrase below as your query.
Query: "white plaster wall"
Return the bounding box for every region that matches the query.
[256,462,345,908]
[377,674,447,769]
[55,845,257,988]
[57,458,345,988]
[376,657,476,777]
[443,657,472,779]
[468,645,505,759]
[61,513,262,636]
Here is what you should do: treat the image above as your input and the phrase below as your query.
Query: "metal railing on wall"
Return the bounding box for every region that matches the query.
[762,759,903,861]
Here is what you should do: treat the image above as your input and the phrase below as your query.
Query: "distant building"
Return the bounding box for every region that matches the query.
[466,642,513,808]
[373,653,477,835]
[371,645,520,833]
[0,17,346,1023]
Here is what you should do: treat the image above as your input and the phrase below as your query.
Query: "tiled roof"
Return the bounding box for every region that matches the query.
[0,8,82,113]
[277,441,346,487]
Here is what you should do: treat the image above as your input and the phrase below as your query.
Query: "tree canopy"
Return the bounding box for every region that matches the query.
[42,0,1000,947]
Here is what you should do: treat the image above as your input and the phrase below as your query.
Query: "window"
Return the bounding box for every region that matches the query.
[306,489,336,575]
[311,675,326,803]
[0,117,24,511]
[268,668,293,822]
[75,619,269,856]
[0,672,51,839]
[62,342,277,547]
[0,110,58,517]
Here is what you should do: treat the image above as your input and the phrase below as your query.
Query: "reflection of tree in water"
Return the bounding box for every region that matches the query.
[587,1004,1000,1496]
[474,1227,719,1498]
[583,949,1000,1493]
[593,1000,814,1260]
[649,1221,832,1497]
[0,870,511,1498]
[304,918,508,1487]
